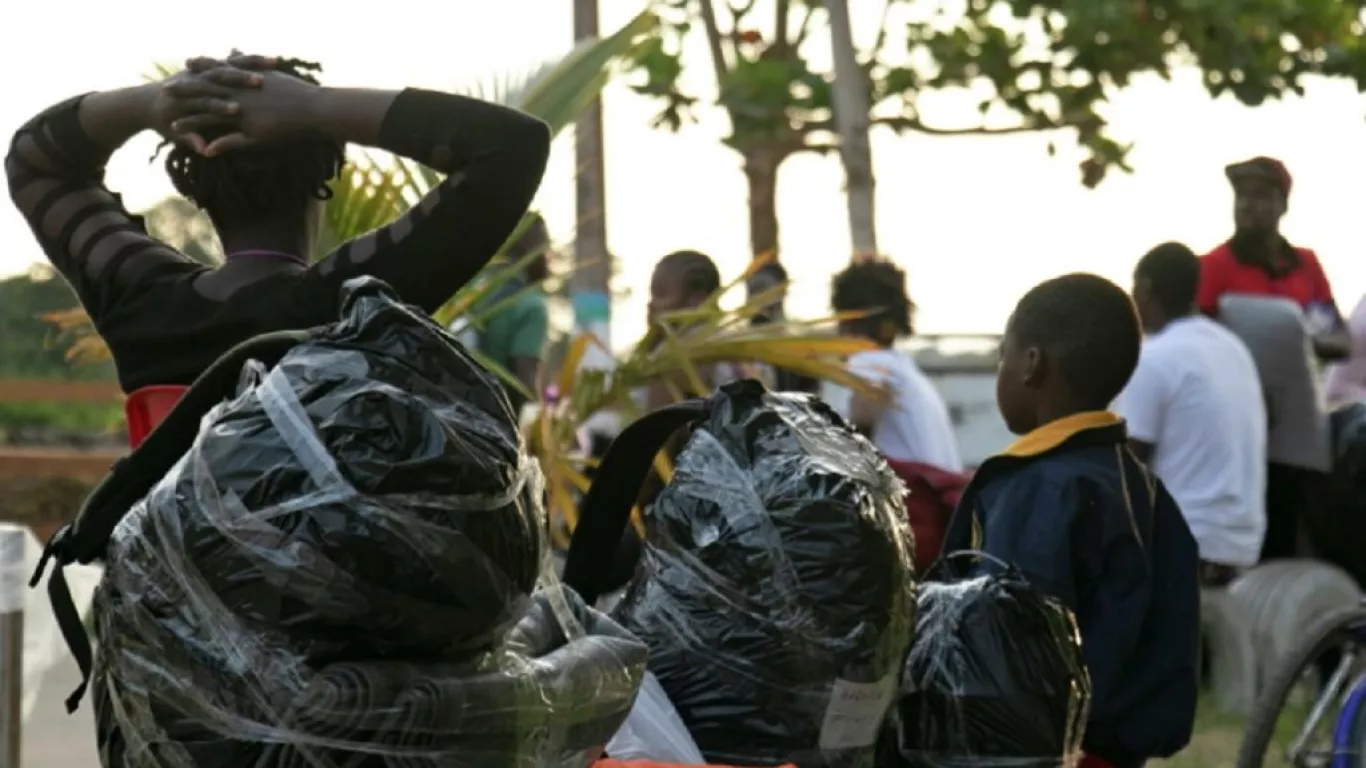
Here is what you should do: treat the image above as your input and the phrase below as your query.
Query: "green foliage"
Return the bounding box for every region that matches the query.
[0,267,112,381]
[0,267,120,435]
[629,0,1366,186]
[0,402,121,435]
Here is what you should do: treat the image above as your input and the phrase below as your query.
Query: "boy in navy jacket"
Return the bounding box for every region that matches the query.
[942,273,1199,768]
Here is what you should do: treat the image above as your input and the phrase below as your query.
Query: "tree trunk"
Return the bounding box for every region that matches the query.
[742,148,783,259]
[571,0,614,367]
[823,0,878,258]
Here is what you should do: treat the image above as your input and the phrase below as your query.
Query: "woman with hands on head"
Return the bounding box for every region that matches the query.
[4,52,551,393]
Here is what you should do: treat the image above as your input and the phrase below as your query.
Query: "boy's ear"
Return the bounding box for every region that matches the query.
[1021,345,1045,387]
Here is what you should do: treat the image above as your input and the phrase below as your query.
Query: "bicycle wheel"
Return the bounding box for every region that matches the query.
[1237,606,1366,768]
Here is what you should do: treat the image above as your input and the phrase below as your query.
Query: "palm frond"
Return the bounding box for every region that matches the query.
[508,9,659,136]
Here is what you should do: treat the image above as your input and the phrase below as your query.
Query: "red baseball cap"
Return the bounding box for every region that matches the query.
[1225,156,1292,197]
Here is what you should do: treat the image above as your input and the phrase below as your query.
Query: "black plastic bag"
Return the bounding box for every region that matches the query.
[1305,402,1366,587]
[889,553,1090,767]
[90,277,616,767]
[570,382,917,768]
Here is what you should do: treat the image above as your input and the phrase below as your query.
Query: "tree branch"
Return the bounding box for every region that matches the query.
[773,0,791,55]
[728,0,759,21]
[699,0,733,87]
[792,3,819,48]
[866,0,896,64]
[873,114,1056,135]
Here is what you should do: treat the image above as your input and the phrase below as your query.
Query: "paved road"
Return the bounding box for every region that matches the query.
[21,657,98,767]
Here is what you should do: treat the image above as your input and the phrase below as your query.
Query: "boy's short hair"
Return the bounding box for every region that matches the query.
[1008,273,1142,409]
[1135,242,1200,315]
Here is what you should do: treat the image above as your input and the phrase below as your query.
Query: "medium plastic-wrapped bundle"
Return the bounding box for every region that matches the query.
[570,382,917,768]
[889,557,1090,768]
[77,277,639,767]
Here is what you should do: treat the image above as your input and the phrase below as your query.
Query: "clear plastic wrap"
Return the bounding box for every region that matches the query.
[613,384,917,768]
[90,277,646,767]
[889,555,1090,768]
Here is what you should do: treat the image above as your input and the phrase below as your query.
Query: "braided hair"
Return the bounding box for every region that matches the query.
[831,260,915,345]
[158,57,345,225]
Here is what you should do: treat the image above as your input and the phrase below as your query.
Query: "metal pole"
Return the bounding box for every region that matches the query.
[0,526,24,768]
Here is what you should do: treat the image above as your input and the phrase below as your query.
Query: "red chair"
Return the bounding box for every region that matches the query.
[883,459,971,574]
[124,385,188,449]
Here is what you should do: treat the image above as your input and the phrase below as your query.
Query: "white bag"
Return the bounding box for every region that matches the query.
[606,672,706,764]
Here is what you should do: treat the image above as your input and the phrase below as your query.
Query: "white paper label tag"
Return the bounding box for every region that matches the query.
[818,675,898,751]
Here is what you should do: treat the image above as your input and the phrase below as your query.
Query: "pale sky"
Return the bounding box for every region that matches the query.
[2,0,1364,346]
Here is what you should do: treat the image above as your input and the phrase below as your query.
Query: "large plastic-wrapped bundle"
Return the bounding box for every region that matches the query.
[89,277,645,767]
[607,383,917,768]
[889,558,1090,767]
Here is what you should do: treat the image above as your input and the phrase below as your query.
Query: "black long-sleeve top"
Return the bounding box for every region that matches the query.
[4,89,550,392]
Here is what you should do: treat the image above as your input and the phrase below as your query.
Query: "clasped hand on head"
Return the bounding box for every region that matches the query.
[155,51,321,157]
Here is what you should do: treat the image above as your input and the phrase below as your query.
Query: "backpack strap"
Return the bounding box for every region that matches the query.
[30,329,312,713]
[563,399,711,604]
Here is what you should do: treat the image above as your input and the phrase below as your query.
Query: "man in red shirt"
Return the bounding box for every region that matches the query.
[1198,157,1349,563]
[1197,157,1350,359]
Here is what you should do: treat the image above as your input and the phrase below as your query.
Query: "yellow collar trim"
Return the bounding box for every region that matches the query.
[999,411,1122,458]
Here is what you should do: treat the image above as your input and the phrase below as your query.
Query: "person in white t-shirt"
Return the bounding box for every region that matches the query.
[1116,242,1267,579]
[828,260,963,471]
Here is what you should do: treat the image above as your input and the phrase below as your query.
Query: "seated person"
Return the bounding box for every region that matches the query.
[642,249,759,409]
[942,273,1198,768]
[826,259,962,472]
[1117,243,1267,585]
[5,53,549,394]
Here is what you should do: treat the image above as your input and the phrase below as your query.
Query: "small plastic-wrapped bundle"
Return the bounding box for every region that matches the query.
[889,556,1091,768]
[567,382,918,768]
[67,278,644,767]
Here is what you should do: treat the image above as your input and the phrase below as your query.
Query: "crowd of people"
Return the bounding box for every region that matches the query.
[5,51,1358,768]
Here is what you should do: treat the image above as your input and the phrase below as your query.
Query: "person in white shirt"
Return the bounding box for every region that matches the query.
[829,260,963,471]
[1117,242,1267,579]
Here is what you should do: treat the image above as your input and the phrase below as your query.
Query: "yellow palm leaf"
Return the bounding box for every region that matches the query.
[557,335,593,397]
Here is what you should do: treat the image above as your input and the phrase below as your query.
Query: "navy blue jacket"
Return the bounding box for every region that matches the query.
[942,412,1199,767]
